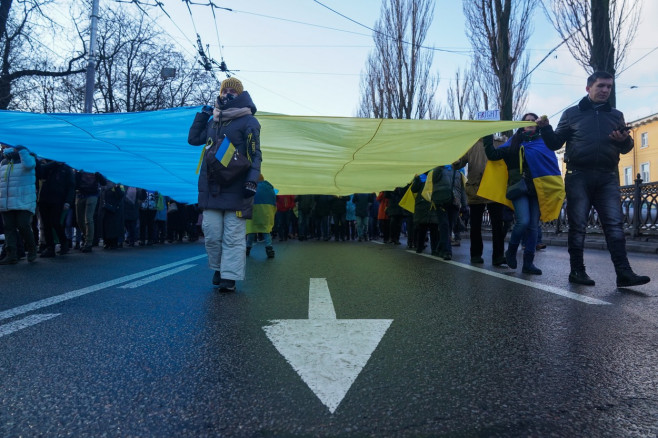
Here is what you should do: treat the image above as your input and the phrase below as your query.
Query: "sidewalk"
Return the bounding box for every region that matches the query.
[481,231,658,255]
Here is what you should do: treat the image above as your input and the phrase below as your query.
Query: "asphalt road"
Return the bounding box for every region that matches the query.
[1,238,657,437]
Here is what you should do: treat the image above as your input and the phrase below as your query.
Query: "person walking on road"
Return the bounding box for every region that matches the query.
[484,113,557,275]
[0,144,38,265]
[188,77,262,292]
[537,71,650,288]
[246,174,276,259]
[453,140,506,266]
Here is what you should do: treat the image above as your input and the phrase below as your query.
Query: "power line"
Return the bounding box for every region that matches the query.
[312,0,472,55]
[617,46,658,76]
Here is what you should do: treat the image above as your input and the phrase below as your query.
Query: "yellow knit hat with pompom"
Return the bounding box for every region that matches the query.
[219,77,243,96]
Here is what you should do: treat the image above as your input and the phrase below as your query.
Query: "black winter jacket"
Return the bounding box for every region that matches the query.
[539,96,633,171]
[38,161,75,206]
[187,91,262,217]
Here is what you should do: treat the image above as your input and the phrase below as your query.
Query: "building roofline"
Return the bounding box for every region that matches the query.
[629,112,658,127]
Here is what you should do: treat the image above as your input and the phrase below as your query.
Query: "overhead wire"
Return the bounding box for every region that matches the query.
[312,0,471,55]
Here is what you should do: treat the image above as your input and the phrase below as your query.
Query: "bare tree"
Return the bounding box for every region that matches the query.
[463,0,536,123]
[541,0,642,107]
[92,6,217,113]
[357,0,439,120]
[444,67,474,120]
[0,0,86,110]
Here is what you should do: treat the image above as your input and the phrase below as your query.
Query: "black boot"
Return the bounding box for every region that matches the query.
[569,269,595,285]
[266,246,275,259]
[522,253,542,275]
[0,247,18,265]
[505,243,519,269]
[212,270,221,286]
[616,269,650,287]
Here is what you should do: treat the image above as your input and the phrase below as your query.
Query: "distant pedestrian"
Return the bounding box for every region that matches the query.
[246,174,276,259]
[0,144,38,265]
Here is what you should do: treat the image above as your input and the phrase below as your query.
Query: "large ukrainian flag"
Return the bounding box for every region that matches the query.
[478,138,565,222]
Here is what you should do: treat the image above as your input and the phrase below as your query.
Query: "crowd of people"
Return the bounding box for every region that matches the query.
[0,147,203,264]
[1,71,650,292]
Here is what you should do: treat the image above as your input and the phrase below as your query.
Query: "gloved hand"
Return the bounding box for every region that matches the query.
[201,105,214,116]
[243,181,257,198]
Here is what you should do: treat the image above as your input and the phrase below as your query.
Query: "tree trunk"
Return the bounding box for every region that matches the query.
[591,0,616,106]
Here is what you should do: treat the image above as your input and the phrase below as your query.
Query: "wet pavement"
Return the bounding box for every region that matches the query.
[0,237,657,436]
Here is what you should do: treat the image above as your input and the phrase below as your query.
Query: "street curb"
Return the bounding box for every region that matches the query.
[481,233,658,255]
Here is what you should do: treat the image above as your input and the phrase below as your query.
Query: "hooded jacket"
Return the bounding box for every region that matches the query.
[188,91,262,218]
[539,95,633,172]
[0,147,37,214]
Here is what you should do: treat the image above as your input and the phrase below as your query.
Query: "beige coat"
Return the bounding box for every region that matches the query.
[452,139,504,205]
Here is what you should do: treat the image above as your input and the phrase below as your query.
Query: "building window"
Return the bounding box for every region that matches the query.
[640,162,650,183]
[624,166,633,186]
[641,132,648,148]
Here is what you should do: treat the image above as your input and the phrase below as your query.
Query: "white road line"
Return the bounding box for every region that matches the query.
[0,254,207,322]
[0,314,61,338]
[118,264,196,289]
[411,251,611,305]
[308,277,337,319]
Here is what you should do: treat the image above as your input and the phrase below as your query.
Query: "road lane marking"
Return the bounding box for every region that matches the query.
[118,264,196,289]
[264,278,393,414]
[0,314,61,338]
[0,254,207,322]
[411,251,611,305]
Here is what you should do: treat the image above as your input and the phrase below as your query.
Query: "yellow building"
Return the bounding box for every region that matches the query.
[620,112,658,186]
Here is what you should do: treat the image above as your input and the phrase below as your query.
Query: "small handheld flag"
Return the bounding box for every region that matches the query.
[216,135,236,167]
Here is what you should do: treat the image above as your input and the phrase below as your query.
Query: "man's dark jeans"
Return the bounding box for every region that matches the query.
[565,168,630,272]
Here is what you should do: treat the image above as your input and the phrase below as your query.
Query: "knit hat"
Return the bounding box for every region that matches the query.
[220,77,243,96]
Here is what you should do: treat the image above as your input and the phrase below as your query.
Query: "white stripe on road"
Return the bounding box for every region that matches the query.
[0,314,61,338]
[0,254,207,322]
[411,251,611,305]
[118,264,196,289]
[308,277,337,319]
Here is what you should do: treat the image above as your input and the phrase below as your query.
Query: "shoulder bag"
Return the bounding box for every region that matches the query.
[505,146,528,201]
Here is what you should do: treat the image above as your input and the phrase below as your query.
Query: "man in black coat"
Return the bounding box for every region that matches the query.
[537,71,649,288]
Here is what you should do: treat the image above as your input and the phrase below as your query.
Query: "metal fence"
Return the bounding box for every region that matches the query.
[486,176,658,237]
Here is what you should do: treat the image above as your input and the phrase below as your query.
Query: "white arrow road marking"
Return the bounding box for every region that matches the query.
[118,264,196,289]
[0,314,61,338]
[263,278,393,414]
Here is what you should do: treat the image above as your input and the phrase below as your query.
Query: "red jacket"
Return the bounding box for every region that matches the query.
[276,195,296,212]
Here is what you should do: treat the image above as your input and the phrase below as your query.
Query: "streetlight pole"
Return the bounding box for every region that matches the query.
[84,0,100,113]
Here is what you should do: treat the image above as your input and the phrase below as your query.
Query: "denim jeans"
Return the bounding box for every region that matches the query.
[565,168,630,271]
[355,216,368,239]
[298,210,310,239]
[247,232,272,248]
[509,194,540,255]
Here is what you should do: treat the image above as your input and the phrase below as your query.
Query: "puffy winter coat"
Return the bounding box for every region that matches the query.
[540,96,633,171]
[0,147,37,214]
[188,91,262,218]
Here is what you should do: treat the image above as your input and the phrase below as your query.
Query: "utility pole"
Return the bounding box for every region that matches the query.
[84,0,100,113]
